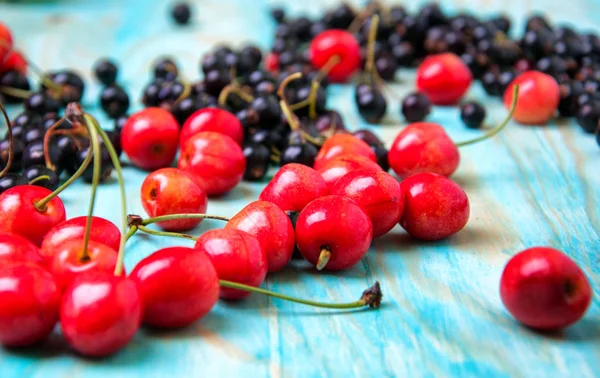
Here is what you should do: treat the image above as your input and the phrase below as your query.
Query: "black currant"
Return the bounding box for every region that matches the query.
[576,101,600,133]
[100,85,130,119]
[280,142,318,167]
[0,138,24,173]
[401,92,431,122]
[172,2,191,25]
[249,95,281,129]
[460,102,486,129]
[94,59,118,85]
[153,58,179,80]
[372,144,390,172]
[0,71,31,103]
[356,88,387,124]
[204,69,231,96]
[0,173,27,194]
[243,143,271,181]
[353,129,383,148]
[22,165,59,191]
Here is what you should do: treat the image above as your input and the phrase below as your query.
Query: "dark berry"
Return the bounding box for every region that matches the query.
[372,144,389,172]
[558,81,584,117]
[21,141,48,171]
[353,129,383,148]
[75,145,113,183]
[481,71,501,96]
[0,137,24,172]
[498,70,517,94]
[94,59,118,85]
[293,85,326,117]
[0,71,30,103]
[392,41,416,67]
[24,92,50,114]
[153,58,178,80]
[172,96,204,126]
[521,29,555,61]
[356,88,387,124]
[43,112,70,131]
[576,101,600,133]
[172,2,191,25]
[375,54,398,81]
[243,143,270,181]
[536,56,567,79]
[0,173,27,194]
[271,8,285,24]
[22,165,59,191]
[12,111,41,129]
[461,52,490,79]
[105,130,122,158]
[401,92,431,122]
[491,15,511,34]
[280,143,318,167]
[204,69,231,96]
[44,70,85,105]
[249,95,281,129]
[247,70,274,88]
[314,110,344,134]
[22,126,45,145]
[460,102,486,129]
[100,85,130,119]
[326,3,355,29]
[525,14,551,32]
[142,80,163,107]
[255,81,277,96]
[114,115,129,132]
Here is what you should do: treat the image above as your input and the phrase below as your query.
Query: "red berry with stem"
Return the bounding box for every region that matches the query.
[0,262,60,347]
[296,195,372,271]
[400,172,469,240]
[1,51,27,75]
[195,228,267,300]
[309,30,361,83]
[0,22,13,62]
[60,272,142,357]
[130,246,220,328]
[140,168,208,232]
[332,169,404,238]
[40,216,120,264]
[416,52,473,105]
[500,247,592,331]
[313,133,376,170]
[180,108,243,148]
[0,185,66,246]
[121,107,180,171]
[259,163,329,212]
[178,131,246,196]
[226,200,295,273]
[0,233,44,265]
[503,70,559,125]
[317,154,382,189]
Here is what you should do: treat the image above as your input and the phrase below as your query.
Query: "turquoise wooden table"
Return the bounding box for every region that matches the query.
[1,0,599,377]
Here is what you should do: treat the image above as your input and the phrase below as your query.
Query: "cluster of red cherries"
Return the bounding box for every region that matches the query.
[0,1,595,359]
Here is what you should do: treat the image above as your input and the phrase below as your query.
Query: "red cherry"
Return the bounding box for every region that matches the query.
[0,262,60,347]
[313,133,376,170]
[60,272,142,357]
[296,195,372,271]
[500,247,592,330]
[0,185,66,246]
[332,169,404,238]
[48,240,119,291]
[195,228,267,300]
[130,246,220,328]
[399,172,469,240]
[140,168,208,232]
[178,131,246,196]
[503,71,559,125]
[1,51,27,75]
[226,201,295,273]
[121,107,180,171]
[309,30,361,83]
[40,216,120,263]
[180,108,243,148]
[265,52,279,73]
[259,163,329,212]
[317,154,382,189]
[388,122,460,179]
[416,52,472,105]
[0,22,13,62]
[0,233,44,265]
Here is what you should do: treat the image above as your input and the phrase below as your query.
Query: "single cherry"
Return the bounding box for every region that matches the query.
[313,133,376,170]
[0,262,60,347]
[0,185,66,246]
[60,272,142,357]
[226,200,295,273]
[416,52,473,105]
[0,232,44,265]
[259,163,329,212]
[195,228,267,300]
[130,246,220,328]
[503,70,559,125]
[295,195,372,271]
[1,51,27,75]
[399,172,469,240]
[40,216,120,263]
[309,30,361,83]
[180,108,243,148]
[317,154,382,189]
[265,52,279,73]
[121,107,180,171]
[332,169,404,238]
[0,22,13,62]
[500,247,592,331]
[140,168,208,232]
[178,131,246,196]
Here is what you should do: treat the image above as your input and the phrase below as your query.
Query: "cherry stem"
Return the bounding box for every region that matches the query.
[43,116,68,170]
[0,86,32,99]
[288,55,339,115]
[131,213,231,226]
[347,1,378,34]
[316,247,332,271]
[27,175,50,185]
[365,14,380,80]
[219,280,383,309]
[124,226,138,243]
[218,84,254,106]
[173,80,192,105]
[0,103,13,178]
[137,225,197,241]
[308,80,320,120]
[455,84,520,148]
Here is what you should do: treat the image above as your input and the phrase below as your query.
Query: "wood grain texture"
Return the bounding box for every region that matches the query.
[0,0,599,377]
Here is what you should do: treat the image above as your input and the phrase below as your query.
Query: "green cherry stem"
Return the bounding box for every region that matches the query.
[364,14,380,80]
[0,103,13,178]
[0,86,32,99]
[124,226,138,243]
[219,280,383,309]
[133,213,231,226]
[27,175,50,185]
[137,225,197,241]
[455,84,520,148]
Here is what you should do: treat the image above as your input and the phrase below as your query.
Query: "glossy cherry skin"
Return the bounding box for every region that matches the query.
[313,134,376,170]
[0,185,66,246]
[121,107,180,171]
[332,169,404,238]
[0,262,60,347]
[40,216,120,263]
[388,122,460,179]
[48,240,118,292]
[195,228,267,300]
[225,201,294,273]
[141,168,208,231]
[296,195,372,271]
[259,163,329,212]
[0,22,13,62]
[416,53,473,105]
[130,246,220,328]
[180,108,243,148]
[265,52,279,73]
[60,272,142,357]
[1,51,27,75]
[317,154,382,189]
[178,131,246,196]
[309,30,361,83]
[400,173,469,240]
[0,233,44,265]
[503,70,560,125]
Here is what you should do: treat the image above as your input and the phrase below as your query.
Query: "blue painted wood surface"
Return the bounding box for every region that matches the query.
[0,0,599,377]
